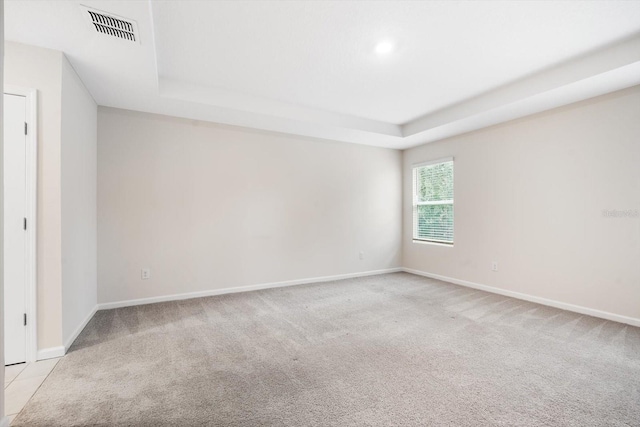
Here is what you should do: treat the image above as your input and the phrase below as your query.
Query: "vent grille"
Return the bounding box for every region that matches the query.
[82,6,138,42]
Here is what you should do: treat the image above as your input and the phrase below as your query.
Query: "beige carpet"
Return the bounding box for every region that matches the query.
[13,272,640,426]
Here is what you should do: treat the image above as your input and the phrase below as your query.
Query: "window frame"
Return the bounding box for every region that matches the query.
[412,157,454,245]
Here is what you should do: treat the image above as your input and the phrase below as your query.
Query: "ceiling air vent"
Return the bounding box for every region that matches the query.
[81,5,139,43]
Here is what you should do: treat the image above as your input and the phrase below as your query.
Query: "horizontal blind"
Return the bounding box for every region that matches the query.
[413,160,454,243]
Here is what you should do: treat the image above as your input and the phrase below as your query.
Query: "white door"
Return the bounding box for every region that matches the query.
[4,94,28,365]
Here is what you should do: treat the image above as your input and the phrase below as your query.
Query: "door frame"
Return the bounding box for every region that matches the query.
[4,85,38,363]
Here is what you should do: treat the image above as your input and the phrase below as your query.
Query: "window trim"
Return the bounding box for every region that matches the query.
[412,156,454,169]
[412,157,454,245]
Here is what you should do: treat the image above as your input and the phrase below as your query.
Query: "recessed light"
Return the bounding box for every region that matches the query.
[375,41,395,55]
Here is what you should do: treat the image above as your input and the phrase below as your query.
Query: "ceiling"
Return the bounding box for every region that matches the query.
[5,0,640,149]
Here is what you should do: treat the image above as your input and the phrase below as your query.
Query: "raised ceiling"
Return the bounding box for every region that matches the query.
[5,0,640,149]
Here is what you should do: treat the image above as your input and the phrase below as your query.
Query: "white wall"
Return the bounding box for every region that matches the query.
[403,85,640,321]
[4,42,63,350]
[98,108,402,304]
[60,57,97,349]
[1,0,7,418]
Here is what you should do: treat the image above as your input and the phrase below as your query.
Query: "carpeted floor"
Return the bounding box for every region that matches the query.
[13,272,640,426]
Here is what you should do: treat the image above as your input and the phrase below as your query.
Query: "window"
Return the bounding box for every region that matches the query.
[412,158,454,244]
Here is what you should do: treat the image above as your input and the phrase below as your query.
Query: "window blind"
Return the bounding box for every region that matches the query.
[413,159,454,244]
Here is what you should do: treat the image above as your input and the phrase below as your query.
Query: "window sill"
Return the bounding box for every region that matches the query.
[412,240,454,247]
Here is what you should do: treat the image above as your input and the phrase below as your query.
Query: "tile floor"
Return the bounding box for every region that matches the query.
[4,358,60,425]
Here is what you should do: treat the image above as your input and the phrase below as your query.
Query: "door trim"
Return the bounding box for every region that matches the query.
[4,85,38,362]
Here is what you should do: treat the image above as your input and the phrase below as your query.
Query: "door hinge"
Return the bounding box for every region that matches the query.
[24,218,27,230]
[24,122,28,135]
[24,313,27,326]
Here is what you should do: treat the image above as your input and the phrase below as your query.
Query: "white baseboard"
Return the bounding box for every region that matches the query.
[98,267,403,311]
[0,416,11,427]
[64,305,99,352]
[33,307,99,359]
[37,346,65,361]
[403,267,640,327]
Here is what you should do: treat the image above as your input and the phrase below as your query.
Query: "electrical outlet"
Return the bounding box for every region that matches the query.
[141,268,151,280]
[491,262,498,272]
[359,251,365,260]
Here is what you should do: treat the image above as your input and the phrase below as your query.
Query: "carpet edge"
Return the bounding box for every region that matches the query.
[403,267,640,327]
